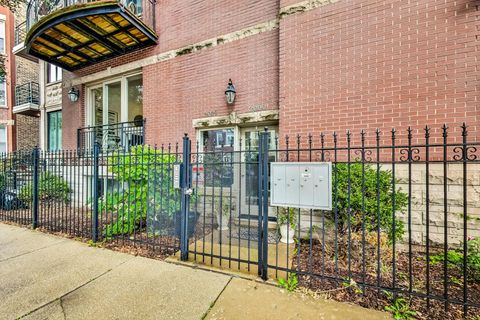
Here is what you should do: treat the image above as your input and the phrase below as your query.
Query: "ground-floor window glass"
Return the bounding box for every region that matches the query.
[87,73,143,150]
[48,111,62,151]
[0,126,6,153]
[200,128,234,188]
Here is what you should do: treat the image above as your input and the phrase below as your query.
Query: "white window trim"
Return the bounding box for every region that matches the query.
[85,71,142,127]
[47,63,62,84]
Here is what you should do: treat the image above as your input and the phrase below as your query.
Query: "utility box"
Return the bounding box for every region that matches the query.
[270,162,332,210]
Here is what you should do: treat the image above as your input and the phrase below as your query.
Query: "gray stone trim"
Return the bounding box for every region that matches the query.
[192,110,279,128]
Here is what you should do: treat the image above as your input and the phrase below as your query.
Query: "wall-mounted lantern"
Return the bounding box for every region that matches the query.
[225,79,236,105]
[68,87,79,102]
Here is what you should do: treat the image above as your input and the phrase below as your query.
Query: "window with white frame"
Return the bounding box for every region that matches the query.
[0,126,7,153]
[87,73,143,150]
[47,63,62,83]
[0,19,5,55]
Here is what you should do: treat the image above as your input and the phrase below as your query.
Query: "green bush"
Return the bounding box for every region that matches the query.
[329,163,408,242]
[100,145,181,238]
[19,171,71,204]
[430,237,480,281]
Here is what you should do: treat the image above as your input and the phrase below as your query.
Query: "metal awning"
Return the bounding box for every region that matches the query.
[24,0,157,71]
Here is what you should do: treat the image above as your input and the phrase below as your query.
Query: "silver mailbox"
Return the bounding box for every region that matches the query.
[271,162,332,210]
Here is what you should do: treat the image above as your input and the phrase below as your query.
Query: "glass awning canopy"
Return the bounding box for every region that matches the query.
[24,0,157,71]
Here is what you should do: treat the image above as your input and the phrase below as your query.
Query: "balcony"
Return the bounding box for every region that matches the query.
[13,82,40,116]
[16,0,157,71]
[77,119,145,152]
[13,21,38,61]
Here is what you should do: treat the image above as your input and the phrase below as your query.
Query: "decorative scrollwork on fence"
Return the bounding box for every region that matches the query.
[314,150,332,162]
[453,146,478,161]
[399,148,421,162]
[353,149,374,162]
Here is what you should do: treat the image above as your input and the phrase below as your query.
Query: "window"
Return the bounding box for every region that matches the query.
[47,64,62,83]
[90,74,143,126]
[87,74,143,149]
[0,19,5,54]
[200,128,235,187]
[47,111,62,151]
[0,126,7,153]
[0,77,5,106]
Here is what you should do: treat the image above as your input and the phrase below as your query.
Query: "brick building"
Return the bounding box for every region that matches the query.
[12,0,479,151]
[0,4,41,152]
[0,7,16,152]
[8,0,480,247]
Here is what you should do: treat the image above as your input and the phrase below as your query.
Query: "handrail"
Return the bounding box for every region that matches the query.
[14,82,40,106]
[77,119,145,152]
[14,21,26,46]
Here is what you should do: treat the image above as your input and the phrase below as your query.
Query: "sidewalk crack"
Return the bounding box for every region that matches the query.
[17,256,134,319]
[59,298,66,320]
[201,276,233,320]
[0,240,67,263]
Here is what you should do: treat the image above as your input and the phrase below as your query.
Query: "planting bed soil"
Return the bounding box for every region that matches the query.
[293,238,480,320]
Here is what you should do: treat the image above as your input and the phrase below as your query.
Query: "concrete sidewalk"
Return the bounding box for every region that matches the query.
[0,223,390,320]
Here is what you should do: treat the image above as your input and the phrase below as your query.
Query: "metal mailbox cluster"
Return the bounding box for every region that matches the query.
[270,162,332,210]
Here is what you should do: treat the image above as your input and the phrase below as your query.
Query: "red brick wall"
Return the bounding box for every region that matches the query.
[279,0,480,146]
[0,7,16,151]
[62,0,480,149]
[75,0,279,77]
[143,30,279,146]
[62,69,84,150]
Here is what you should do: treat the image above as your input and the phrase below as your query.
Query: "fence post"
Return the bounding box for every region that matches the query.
[92,142,100,242]
[258,128,270,280]
[180,134,191,261]
[31,146,40,229]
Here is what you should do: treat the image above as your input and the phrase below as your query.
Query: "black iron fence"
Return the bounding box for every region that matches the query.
[0,124,479,319]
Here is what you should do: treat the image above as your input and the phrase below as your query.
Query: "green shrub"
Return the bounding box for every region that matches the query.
[100,145,182,238]
[329,163,408,242]
[19,171,71,204]
[430,236,480,282]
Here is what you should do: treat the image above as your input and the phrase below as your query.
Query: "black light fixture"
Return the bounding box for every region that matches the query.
[68,87,79,102]
[225,79,236,105]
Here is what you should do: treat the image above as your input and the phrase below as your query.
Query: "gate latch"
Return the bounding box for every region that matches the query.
[184,188,193,196]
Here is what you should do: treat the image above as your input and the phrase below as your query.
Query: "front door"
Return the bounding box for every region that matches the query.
[239,126,277,219]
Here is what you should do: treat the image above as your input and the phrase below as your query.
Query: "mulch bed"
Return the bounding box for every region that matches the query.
[293,238,480,320]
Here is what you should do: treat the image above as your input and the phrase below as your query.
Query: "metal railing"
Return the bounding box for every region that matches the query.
[14,21,26,47]
[26,0,156,33]
[1,124,480,319]
[14,82,40,107]
[77,119,145,152]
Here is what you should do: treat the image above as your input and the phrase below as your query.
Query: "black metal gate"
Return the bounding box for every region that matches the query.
[179,131,272,279]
